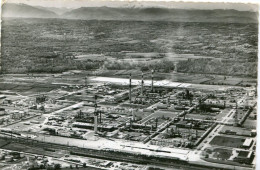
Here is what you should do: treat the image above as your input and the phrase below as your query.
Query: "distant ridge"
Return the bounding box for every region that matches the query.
[1,3,258,23]
[2,3,58,18]
[35,6,71,15]
[63,7,258,23]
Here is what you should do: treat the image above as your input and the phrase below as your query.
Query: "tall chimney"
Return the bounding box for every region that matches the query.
[94,95,97,110]
[94,115,98,133]
[132,110,135,121]
[94,95,98,133]
[151,70,154,92]
[130,118,132,129]
[99,111,102,123]
[141,72,144,96]
[129,73,132,103]
[234,101,238,126]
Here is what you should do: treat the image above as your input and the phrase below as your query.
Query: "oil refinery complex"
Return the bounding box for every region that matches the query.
[0,73,257,170]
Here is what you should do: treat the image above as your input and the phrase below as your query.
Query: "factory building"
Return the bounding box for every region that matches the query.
[72,122,116,132]
[36,95,47,104]
[0,108,6,116]
[242,138,253,149]
[176,121,192,128]
[10,110,26,119]
[0,95,6,104]
[233,150,254,164]
[203,99,225,108]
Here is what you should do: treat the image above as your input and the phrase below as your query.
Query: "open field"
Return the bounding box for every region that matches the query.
[210,135,245,148]
[2,142,64,158]
[97,71,256,86]
[243,119,257,129]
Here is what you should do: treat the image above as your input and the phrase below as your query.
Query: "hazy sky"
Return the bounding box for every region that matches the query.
[4,0,259,11]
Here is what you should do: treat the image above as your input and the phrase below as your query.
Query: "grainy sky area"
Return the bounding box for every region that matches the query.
[4,0,259,11]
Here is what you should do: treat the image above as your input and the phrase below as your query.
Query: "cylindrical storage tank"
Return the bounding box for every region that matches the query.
[20,153,25,158]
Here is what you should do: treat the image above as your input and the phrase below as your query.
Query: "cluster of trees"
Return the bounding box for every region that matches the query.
[177,58,257,78]
[104,59,175,73]
[24,56,103,73]
[28,163,61,170]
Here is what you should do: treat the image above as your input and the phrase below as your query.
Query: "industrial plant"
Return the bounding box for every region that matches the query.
[0,0,258,169]
[0,70,257,170]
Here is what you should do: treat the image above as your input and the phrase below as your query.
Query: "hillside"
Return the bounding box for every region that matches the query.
[2,4,258,23]
[35,6,71,15]
[2,3,58,18]
[63,7,258,23]
[1,18,257,76]
[177,58,257,77]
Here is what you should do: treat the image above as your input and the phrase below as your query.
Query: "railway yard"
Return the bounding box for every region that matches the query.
[0,73,257,170]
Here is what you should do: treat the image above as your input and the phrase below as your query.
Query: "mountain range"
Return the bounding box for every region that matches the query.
[2,3,58,18]
[2,3,258,23]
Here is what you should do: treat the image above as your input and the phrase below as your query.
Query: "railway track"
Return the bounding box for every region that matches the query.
[0,135,230,170]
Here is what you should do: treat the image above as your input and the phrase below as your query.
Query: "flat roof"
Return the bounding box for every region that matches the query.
[238,150,253,158]
[0,95,6,99]
[243,138,253,147]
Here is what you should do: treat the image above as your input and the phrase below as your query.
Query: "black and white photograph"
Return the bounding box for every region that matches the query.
[0,0,259,169]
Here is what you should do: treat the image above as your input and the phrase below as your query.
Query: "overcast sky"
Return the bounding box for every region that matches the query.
[4,0,259,11]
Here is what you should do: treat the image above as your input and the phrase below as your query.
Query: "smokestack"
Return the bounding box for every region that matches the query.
[132,110,135,121]
[79,110,82,118]
[130,118,132,128]
[99,111,102,123]
[186,89,189,99]
[94,115,98,133]
[129,73,132,103]
[94,95,97,111]
[234,101,238,126]
[141,72,144,96]
[141,72,144,105]
[94,94,98,133]
[151,70,154,92]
